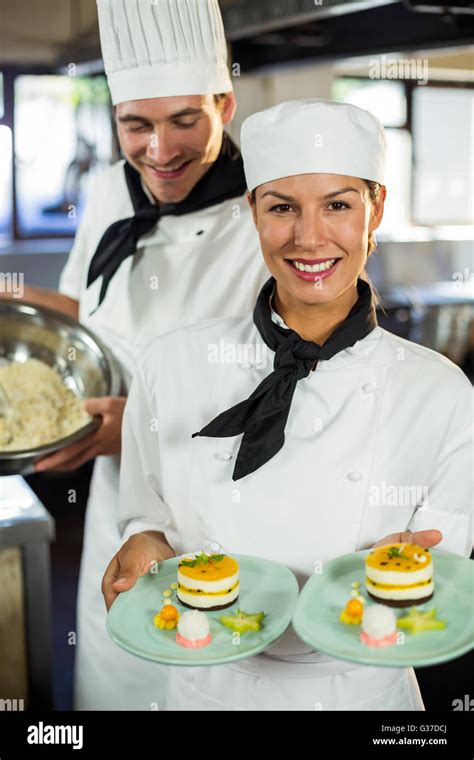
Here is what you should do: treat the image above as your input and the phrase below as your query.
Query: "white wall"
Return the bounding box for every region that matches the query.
[229,62,335,142]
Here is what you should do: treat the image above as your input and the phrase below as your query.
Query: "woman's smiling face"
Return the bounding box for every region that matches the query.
[249,173,385,306]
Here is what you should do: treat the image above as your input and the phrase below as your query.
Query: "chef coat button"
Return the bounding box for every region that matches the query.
[215,451,233,462]
[204,541,222,554]
[196,229,204,236]
[362,382,375,393]
[347,470,363,482]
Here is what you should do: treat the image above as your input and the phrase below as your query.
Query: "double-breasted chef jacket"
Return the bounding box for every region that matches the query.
[58,159,269,710]
[117,305,472,711]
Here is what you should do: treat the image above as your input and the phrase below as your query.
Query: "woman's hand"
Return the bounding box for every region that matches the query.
[373,529,443,549]
[102,532,176,611]
[34,396,127,472]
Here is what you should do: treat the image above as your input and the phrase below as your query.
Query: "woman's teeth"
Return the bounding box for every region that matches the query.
[291,259,337,273]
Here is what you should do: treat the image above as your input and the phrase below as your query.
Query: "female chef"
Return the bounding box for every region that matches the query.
[103,99,472,710]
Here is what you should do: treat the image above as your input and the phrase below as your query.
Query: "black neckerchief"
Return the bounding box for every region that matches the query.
[192,276,378,480]
[86,133,247,312]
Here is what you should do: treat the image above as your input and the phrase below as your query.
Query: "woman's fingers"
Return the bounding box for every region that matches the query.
[101,551,143,612]
[101,537,158,611]
[101,555,122,611]
[373,529,443,549]
[397,529,443,549]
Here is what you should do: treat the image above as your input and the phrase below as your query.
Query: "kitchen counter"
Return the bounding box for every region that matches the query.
[0,476,55,709]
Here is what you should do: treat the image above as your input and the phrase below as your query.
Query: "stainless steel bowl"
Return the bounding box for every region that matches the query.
[0,300,122,475]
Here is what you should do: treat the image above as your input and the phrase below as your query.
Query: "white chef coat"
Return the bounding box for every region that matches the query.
[58,158,269,710]
[117,309,472,711]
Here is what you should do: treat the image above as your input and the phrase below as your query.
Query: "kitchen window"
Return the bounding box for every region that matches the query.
[332,76,474,232]
[0,72,13,242]
[412,85,473,226]
[0,71,116,242]
[14,74,114,238]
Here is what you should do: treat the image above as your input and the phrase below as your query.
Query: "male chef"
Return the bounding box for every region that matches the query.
[2,0,267,709]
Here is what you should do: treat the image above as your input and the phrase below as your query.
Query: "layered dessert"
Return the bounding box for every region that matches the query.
[365,543,434,608]
[177,552,240,611]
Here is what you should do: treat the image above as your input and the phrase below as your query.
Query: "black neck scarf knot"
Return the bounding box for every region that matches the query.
[86,133,247,313]
[192,276,377,480]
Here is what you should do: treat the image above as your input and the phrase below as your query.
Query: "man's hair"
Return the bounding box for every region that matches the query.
[114,93,227,112]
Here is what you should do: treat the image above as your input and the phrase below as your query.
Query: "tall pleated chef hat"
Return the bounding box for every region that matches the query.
[241,98,387,191]
[96,0,233,105]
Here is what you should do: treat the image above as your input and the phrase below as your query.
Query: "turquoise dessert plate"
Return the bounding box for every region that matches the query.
[293,549,474,668]
[107,553,299,666]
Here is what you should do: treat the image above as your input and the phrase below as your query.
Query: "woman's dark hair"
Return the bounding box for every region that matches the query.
[365,180,382,257]
[214,93,228,106]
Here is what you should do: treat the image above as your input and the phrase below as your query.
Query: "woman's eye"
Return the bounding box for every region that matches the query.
[269,204,293,213]
[328,201,349,211]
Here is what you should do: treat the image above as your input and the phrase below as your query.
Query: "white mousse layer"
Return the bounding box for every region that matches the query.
[367,578,434,601]
[365,564,432,586]
[177,568,239,593]
[177,584,240,609]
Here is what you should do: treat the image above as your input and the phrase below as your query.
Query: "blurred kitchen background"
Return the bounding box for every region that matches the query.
[0,0,472,711]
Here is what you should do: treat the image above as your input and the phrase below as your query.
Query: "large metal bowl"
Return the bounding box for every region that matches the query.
[0,300,122,475]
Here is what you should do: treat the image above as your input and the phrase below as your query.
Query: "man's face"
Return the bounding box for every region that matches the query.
[116,93,236,203]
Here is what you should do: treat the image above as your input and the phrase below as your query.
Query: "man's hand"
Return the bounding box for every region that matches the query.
[373,529,443,549]
[35,396,127,472]
[102,532,176,611]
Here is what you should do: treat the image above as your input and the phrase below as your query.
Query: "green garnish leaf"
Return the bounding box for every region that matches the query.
[180,552,225,568]
[388,547,401,558]
[387,546,410,560]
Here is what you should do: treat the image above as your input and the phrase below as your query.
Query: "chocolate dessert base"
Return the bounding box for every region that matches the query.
[368,591,434,608]
[178,595,239,612]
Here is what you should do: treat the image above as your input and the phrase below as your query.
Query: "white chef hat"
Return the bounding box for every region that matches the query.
[241,98,387,191]
[97,0,233,105]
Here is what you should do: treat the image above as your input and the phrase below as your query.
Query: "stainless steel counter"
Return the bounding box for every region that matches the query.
[0,476,55,709]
